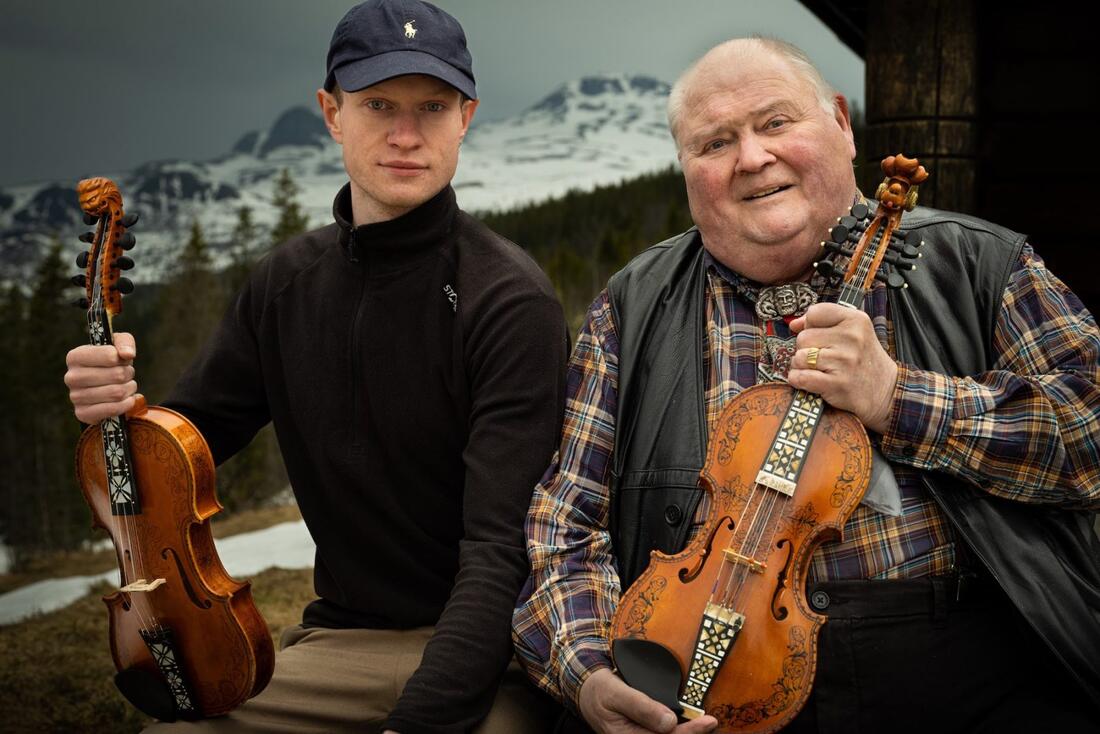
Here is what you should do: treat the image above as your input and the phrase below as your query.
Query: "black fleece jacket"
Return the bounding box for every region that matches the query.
[163,184,568,733]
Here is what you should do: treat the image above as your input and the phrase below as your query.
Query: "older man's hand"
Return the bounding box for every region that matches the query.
[787,303,898,434]
[579,669,718,734]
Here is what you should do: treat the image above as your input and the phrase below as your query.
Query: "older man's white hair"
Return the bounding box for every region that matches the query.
[667,37,838,151]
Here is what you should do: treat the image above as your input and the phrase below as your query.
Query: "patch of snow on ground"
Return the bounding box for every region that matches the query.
[0,520,315,625]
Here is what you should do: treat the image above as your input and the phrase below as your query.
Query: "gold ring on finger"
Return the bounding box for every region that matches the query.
[806,346,820,370]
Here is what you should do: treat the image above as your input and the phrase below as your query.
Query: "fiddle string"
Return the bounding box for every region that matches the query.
[733,489,789,609]
[716,481,783,610]
[704,268,774,611]
[94,212,157,636]
[709,480,769,607]
[847,218,883,306]
[115,207,163,636]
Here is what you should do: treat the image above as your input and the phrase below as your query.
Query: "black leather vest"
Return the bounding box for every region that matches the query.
[606,206,1100,707]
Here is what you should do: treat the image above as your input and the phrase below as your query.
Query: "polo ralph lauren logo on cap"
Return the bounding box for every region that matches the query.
[404,20,417,38]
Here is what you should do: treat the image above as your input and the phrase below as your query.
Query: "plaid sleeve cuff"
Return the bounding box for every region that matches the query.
[560,639,614,713]
[879,363,955,468]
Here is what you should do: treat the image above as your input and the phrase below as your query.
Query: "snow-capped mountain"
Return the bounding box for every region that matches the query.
[455,74,675,209]
[0,73,678,284]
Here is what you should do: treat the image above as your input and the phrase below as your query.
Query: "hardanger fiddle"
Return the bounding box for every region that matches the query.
[72,177,273,721]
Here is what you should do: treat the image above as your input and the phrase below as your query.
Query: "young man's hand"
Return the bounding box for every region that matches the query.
[64,331,140,423]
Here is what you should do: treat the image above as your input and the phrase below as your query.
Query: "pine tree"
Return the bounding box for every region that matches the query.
[0,283,31,566]
[3,241,90,564]
[226,205,259,292]
[269,169,310,247]
[146,219,225,402]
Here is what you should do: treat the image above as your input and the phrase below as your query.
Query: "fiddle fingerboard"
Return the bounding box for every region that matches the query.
[87,291,141,516]
[102,416,140,515]
[755,391,825,495]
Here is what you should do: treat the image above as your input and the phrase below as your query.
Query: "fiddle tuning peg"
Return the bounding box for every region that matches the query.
[78,231,95,243]
[82,213,98,225]
[121,212,139,227]
[117,232,136,250]
[835,214,868,244]
[71,297,89,309]
[904,231,924,248]
[874,269,908,289]
[888,234,923,259]
[820,239,854,257]
[112,277,135,294]
[814,260,838,278]
[882,252,917,270]
[113,256,135,271]
[76,251,90,268]
[71,274,87,287]
[850,202,870,220]
[829,224,850,244]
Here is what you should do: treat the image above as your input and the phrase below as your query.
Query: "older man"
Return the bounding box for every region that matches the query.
[513,38,1100,734]
[64,1,567,732]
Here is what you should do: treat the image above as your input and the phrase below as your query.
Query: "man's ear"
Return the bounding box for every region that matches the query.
[459,98,479,138]
[832,93,856,161]
[317,88,343,144]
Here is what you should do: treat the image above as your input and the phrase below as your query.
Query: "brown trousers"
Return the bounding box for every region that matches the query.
[145,625,555,733]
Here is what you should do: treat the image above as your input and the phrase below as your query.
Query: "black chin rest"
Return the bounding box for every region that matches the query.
[115,668,179,721]
[612,637,685,716]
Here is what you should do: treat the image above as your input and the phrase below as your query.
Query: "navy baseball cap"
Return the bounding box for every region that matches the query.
[324,0,477,99]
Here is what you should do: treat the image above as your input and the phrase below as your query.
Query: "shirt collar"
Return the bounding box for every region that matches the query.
[333,182,458,266]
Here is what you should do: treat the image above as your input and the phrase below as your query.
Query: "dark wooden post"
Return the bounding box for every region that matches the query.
[863,1,977,212]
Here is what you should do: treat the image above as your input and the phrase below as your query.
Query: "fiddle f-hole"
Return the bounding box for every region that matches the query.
[770,538,794,620]
[162,548,212,610]
[678,516,735,583]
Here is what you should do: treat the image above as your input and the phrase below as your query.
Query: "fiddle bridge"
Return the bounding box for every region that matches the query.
[722,549,766,574]
[120,578,167,593]
[680,602,745,719]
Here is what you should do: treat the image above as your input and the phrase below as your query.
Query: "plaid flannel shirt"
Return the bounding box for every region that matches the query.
[512,243,1100,709]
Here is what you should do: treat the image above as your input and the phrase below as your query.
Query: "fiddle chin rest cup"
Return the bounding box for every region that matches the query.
[115,668,179,722]
[612,637,685,717]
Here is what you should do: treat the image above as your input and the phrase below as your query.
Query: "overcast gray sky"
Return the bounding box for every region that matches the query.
[1,0,863,187]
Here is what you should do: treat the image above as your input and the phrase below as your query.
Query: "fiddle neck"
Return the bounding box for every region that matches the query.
[85,306,141,516]
[835,213,890,311]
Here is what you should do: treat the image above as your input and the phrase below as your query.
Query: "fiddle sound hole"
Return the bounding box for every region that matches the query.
[678,517,735,583]
[771,538,794,620]
[161,548,212,610]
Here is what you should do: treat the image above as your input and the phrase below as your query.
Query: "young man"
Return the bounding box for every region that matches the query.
[513,38,1100,734]
[65,1,568,731]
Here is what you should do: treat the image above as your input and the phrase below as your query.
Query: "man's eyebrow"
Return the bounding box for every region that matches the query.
[682,94,810,148]
[683,123,727,148]
[756,100,800,117]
